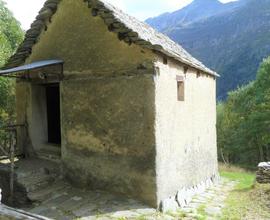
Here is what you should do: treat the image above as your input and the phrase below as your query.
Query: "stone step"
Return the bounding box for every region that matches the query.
[17,167,57,180]
[36,145,61,164]
[40,147,61,155]
[36,152,61,164]
[17,170,57,194]
[24,177,56,194]
[15,160,60,180]
[18,168,56,181]
[28,181,70,202]
[0,158,61,208]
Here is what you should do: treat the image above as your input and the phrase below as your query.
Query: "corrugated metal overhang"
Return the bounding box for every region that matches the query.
[0,60,64,79]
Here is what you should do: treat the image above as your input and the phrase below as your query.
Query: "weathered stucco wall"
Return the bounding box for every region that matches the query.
[16,81,36,156]
[154,56,218,204]
[18,0,157,206]
[61,75,156,205]
[16,81,29,155]
[26,0,154,74]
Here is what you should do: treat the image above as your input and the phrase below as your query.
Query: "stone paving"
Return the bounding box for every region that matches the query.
[23,179,155,220]
[180,178,236,220]
[19,178,235,220]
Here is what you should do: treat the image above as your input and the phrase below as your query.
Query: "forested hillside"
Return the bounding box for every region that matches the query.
[0,0,24,123]
[217,57,270,167]
[147,0,270,100]
[146,0,244,32]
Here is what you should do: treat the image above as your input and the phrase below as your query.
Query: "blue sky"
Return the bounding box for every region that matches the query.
[5,0,237,30]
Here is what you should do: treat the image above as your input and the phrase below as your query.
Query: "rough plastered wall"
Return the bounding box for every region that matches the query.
[154,56,218,205]
[16,81,31,156]
[26,0,154,74]
[61,75,156,205]
[18,0,157,206]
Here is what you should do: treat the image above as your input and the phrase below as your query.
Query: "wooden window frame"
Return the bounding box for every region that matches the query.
[176,75,185,101]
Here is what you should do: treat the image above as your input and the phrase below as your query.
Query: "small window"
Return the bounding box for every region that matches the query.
[163,57,168,65]
[197,71,201,78]
[184,66,188,74]
[177,81,185,101]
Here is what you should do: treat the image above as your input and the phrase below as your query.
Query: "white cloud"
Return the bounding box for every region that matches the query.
[105,0,126,10]
[5,0,46,30]
[104,0,194,20]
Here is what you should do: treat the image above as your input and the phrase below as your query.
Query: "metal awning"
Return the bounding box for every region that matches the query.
[0,60,64,76]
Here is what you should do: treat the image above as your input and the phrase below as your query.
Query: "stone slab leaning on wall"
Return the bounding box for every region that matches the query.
[160,174,220,212]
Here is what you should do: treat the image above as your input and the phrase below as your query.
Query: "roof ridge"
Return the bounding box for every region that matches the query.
[4,0,218,76]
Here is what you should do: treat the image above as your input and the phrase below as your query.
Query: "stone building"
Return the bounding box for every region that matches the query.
[0,0,219,209]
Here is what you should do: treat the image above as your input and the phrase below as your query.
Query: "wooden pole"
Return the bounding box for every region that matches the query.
[9,130,15,205]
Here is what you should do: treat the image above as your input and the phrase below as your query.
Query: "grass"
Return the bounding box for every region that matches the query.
[78,164,270,220]
[197,204,207,220]
[120,164,269,220]
[220,170,255,190]
[220,163,270,220]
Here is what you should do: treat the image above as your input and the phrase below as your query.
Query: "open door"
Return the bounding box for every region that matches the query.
[46,84,61,145]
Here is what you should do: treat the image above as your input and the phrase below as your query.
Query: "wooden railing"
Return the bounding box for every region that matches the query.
[0,124,25,204]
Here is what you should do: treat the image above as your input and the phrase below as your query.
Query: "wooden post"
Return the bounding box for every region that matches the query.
[9,130,15,205]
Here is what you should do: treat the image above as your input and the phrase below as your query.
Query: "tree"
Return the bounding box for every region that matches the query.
[217,57,270,168]
[0,0,24,67]
[0,0,24,123]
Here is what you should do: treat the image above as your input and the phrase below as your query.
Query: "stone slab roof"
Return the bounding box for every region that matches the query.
[4,0,218,77]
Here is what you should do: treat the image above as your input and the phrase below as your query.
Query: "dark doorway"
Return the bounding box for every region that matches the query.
[46,84,61,145]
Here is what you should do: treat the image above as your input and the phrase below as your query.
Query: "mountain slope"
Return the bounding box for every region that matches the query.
[146,0,244,32]
[146,0,270,100]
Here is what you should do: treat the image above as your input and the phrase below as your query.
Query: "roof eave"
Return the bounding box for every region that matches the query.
[157,49,219,77]
[4,0,219,78]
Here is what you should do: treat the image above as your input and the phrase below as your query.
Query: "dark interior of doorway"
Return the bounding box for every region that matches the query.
[46,84,61,145]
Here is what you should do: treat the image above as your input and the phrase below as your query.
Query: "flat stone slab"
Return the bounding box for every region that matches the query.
[258,162,270,168]
[0,204,51,220]
[20,179,152,219]
[0,177,236,220]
